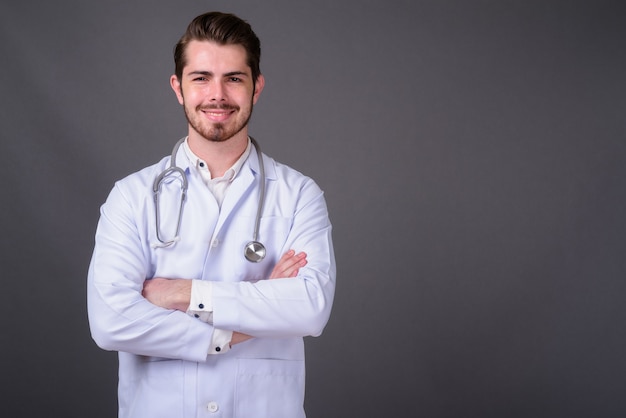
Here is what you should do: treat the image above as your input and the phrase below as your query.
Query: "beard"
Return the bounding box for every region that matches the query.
[183,100,254,143]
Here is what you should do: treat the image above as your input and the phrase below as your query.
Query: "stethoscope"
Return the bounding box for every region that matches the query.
[152,136,267,263]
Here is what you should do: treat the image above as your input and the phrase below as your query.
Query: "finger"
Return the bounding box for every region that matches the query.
[278,249,296,264]
[280,251,306,270]
[270,251,307,279]
[280,253,308,278]
[269,250,295,279]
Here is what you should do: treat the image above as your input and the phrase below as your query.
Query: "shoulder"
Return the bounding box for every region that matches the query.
[105,155,171,205]
[264,154,321,191]
[262,155,326,210]
[115,155,170,189]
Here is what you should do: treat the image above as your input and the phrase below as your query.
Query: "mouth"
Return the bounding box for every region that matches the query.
[199,106,237,122]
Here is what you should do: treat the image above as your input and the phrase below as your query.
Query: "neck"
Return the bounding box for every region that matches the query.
[187,131,248,178]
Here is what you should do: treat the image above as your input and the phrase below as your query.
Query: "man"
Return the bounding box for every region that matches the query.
[87,11,336,418]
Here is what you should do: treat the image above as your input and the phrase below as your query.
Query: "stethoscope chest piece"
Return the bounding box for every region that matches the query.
[244,241,266,263]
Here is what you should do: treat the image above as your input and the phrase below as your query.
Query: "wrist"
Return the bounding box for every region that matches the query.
[231,331,253,346]
[169,279,192,311]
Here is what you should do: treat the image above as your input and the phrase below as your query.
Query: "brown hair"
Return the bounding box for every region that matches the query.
[174,12,261,83]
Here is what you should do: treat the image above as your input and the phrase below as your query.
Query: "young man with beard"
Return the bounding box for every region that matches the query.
[87,11,336,418]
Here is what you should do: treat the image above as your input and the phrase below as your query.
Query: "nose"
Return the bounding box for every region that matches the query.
[209,80,226,102]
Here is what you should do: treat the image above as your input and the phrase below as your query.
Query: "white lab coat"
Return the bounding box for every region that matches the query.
[87,142,336,418]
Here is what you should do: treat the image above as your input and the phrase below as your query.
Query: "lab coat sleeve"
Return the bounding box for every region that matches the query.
[87,180,213,362]
[211,176,336,338]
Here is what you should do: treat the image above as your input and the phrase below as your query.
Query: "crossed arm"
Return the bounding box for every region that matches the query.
[142,250,308,346]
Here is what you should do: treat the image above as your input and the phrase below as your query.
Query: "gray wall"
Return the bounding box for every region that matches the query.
[1,1,625,416]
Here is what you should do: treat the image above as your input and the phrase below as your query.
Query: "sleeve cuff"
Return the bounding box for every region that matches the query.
[208,329,233,355]
[186,280,214,323]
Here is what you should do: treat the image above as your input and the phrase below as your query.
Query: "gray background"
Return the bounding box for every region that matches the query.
[1,0,625,417]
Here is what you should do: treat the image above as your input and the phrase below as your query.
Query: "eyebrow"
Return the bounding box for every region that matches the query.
[186,70,212,78]
[186,70,249,78]
[225,71,249,77]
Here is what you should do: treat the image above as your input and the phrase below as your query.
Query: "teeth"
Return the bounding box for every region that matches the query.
[203,110,231,116]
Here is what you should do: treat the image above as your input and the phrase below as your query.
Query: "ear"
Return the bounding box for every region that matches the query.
[170,74,184,105]
[252,74,265,104]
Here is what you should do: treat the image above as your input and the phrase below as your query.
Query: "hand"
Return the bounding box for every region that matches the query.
[142,278,191,311]
[269,250,307,279]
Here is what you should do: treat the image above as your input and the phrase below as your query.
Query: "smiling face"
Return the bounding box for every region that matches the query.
[171,40,264,144]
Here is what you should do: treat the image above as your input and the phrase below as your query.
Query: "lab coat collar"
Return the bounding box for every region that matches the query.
[182,138,251,182]
[246,137,276,181]
[171,136,276,181]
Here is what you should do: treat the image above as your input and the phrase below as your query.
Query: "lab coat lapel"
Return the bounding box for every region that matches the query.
[213,160,256,237]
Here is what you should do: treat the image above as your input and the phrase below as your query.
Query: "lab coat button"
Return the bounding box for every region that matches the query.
[207,402,219,413]
[211,239,219,247]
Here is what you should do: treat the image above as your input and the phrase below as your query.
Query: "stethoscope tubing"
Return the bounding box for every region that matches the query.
[152,136,267,262]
